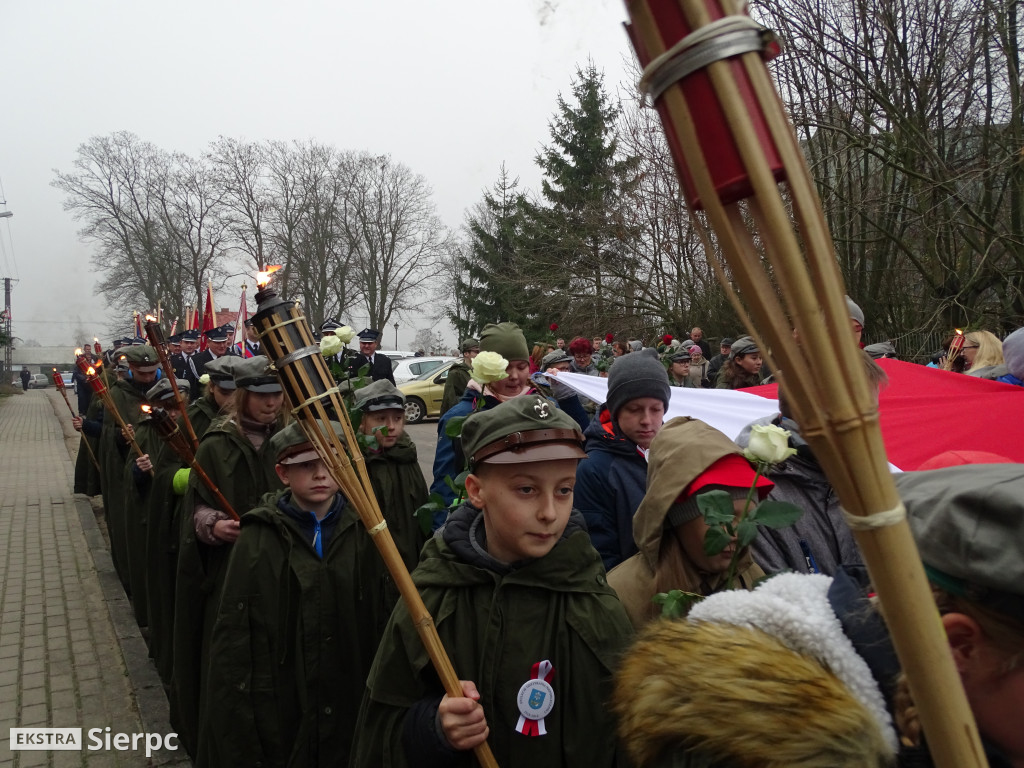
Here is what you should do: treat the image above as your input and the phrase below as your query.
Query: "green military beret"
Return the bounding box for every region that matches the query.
[124,345,160,370]
[460,394,586,469]
[269,420,346,465]
[145,378,189,403]
[896,464,1024,621]
[233,356,281,393]
[354,379,405,411]
[479,322,530,362]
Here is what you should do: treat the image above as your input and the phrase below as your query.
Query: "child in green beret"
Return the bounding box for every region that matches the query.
[352,395,634,768]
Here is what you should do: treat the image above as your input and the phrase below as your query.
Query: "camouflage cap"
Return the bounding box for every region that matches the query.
[354,379,405,411]
[269,420,346,465]
[460,395,586,468]
[896,464,1024,621]
[233,356,281,393]
[146,378,189,403]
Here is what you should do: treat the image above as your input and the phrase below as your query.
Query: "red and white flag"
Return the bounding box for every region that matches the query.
[232,285,251,357]
[199,282,215,352]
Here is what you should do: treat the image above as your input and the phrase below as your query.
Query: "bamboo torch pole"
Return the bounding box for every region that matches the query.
[75,357,153,478]
[250,267,500,768]
[144,315,200,450]
[622,2,987,766]
[141,405,240,521]
[53,366,101,473]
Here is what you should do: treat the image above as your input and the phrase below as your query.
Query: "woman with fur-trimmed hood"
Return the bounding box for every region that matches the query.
[613,464,1024,768]
[608,417,770,630]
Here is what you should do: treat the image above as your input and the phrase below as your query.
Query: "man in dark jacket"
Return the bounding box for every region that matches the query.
[575,350,670,571]
[190,324,239,378]
[348,328,395,384]
[706,337,733,385]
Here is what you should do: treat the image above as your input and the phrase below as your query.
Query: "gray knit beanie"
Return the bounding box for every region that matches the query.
[605,348,671,419]
[1003,328,1024,379]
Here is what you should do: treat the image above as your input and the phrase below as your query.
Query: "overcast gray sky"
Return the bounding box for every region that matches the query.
[0,0,634,350]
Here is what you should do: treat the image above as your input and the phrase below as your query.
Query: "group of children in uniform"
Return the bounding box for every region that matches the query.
[77,320,1022,768]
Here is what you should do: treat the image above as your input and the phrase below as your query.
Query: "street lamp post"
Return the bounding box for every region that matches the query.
[393,322,399,349]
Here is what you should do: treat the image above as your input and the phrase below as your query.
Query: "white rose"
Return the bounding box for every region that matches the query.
[320,335,342,357]
[336,325,356,344]
[199,373,210,385]
[744,423,797,465]
[471,351,510,385]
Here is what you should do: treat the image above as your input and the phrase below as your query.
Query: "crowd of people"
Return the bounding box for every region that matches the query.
[63,304,1022,768]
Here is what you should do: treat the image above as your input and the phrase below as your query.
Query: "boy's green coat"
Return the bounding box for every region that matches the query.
[362,432,428,575]
[170,418,283,759]
[203,489,396,768]
[350,505,634,768]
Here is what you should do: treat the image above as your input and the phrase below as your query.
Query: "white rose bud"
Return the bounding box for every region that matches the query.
[336,325,356,344]
[471,351,510,385]
[199,373,210,385]
[743,423,797,465]
[320,335,342,358]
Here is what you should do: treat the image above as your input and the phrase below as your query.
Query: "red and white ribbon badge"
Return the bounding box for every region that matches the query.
[515,659,555,736]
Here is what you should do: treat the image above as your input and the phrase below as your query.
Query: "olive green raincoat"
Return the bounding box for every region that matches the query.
[350,504,634,768]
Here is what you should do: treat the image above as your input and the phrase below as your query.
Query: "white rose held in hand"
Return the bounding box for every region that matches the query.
[744,423,798,465]
[471,351,510,385]
[336,325,356,344]
[320,334,342,357]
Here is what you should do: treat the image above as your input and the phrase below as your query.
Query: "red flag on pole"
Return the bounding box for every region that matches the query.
[133,311,144,339]
[200,281,215,352]
[232,285,251,357]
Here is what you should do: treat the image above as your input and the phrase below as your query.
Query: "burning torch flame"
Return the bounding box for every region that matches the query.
[145,314,158,323]
[74,348,83,357]
[86,367,96,376]
[256,265,283,288]
[141,405,152,414]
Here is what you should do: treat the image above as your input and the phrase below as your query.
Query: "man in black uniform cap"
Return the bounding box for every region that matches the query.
[170,329,202,401]
[192,324,239,377]
[348,328,395,384]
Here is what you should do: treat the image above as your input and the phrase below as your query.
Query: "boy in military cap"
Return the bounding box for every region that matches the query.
[349,327,395,384]
[354,380,428,573]
[439,336,480,416]
[202,421,397,767]
[96,344,162,593]
[351,396,633,768]
[126,377,192,671]
[186,356,240,439]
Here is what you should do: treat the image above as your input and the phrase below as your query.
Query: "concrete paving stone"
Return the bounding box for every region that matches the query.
[19,702,49,726]
[20,685,47,707]
[21,659,45,676]
[53,749,87,767]
[18,749,51,767]
[0,669,18,687]
[51,707,80,728]
[50,688,76,710]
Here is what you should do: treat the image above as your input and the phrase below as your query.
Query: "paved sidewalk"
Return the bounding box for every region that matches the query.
[0,391,186,767]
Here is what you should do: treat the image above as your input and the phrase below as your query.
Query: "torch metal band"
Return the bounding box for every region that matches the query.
[290,387,342,415]
[644,28,770,102]
[261,313,306,334]
[367,520,388,537]
[276,345,323,369]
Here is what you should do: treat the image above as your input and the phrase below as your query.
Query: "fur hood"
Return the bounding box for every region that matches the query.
[614,574,897,768]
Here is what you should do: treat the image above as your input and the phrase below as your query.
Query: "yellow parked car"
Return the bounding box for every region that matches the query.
[397,360,457,423]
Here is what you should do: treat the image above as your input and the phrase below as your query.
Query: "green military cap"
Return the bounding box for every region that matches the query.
[896,464,1024,621]
[460,337,480,353]
[269,420,346,465]
[205,356,242,390]
[460,394,587,468]
[145,378,189,402]
[233,356,281,393]
[354,379,405,411]
[124,345,160,371]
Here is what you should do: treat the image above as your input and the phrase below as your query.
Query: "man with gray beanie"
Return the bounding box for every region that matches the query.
[575,349,671,570]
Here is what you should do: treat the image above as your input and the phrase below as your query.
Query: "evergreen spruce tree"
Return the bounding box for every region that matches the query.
[454,167,547,338]
[533,62,639,333]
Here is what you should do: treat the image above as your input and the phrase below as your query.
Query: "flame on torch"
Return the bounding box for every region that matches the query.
[74,348,83,357]
[145,314,158,323]
[141,405,152,414]
[256,265,283,288]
